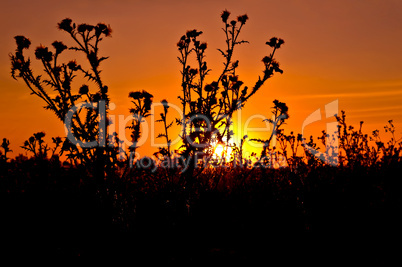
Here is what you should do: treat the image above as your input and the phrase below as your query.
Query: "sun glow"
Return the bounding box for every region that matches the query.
[213,144,233,162]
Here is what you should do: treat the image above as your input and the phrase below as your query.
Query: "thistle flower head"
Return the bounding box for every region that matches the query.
[35,45,53,62]
[186,29,202,38]
[96,23,112,37]
[52,41,67,55]
[221,10,231,23]
[297,134,303,142]
[199,42,207,51]
[95,23,105,36]
[266,37,285,49]
[229,75,238,82]
[177,39,186,50]
[273,99,289,117]
[189,68,198,76]
[77,23,90,33]
[52,137,62,145]
[262,56,271,65]
[101,86,108,94]
[266,37,277,47]
[33,132,46,140]
[276,38,285,48]
[211,81,219,88]
[204,84,214,92]
[142,90,153,100]
[14,35,31,50]
[237,14,249,24]
[161,99,169,109]
[67,60,80,71]
[143,91,153,111]
[129,91,143,100]
[92,93,101,102]
[58,18,74,33]
[271,60,283,73]
[79,84,89,95]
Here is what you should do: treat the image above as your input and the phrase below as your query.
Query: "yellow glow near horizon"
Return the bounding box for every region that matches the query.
[213,144,233,162]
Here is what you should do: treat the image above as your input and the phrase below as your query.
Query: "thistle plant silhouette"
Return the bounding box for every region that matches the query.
[9,19,118,182]
[18,133,63,160]
[9,11,285,183]
[276,130,304,171]
[250,99,289,167]
[8,12,400,179]
[176,10,285,185]
[127,90,153,165]
[155,99,173,160]
[0,138,12,162]
[336,112,402,168]
[20,132,49,159]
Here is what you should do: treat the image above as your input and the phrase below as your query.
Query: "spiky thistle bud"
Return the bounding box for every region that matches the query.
[221,10,231,23]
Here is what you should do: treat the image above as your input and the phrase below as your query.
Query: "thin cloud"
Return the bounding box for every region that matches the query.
[298,88,402,99]
[352,104,402,114]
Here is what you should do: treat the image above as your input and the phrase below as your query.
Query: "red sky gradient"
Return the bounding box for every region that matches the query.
[1,0,402,158]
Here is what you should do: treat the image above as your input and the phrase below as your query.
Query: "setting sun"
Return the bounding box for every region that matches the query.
[213,143,233,162]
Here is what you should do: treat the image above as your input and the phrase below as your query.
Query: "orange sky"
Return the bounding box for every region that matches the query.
[1,0,402,158]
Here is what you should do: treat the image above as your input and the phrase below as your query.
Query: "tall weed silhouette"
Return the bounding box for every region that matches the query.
[175,10,285,185]
[9,19,122,182]
[127,90,153,164]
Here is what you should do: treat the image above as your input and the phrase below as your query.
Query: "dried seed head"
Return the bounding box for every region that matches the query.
[79,85,89,95]
[129,91,143,100]
[161,99,169,109]
[199,42,207,51]
[204,84,214,92]
[35,45,53,62]
[14,35,31,50]
[237,14,249,24]
[221,10,231,23]
[58,18,74,33]
[95,23,112,37]
[262,56,271,65]
[52,41,67,55]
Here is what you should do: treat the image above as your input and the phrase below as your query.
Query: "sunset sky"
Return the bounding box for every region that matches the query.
[1,0,402,158]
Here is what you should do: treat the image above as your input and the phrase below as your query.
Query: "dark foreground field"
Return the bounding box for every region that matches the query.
[1,157,401,263]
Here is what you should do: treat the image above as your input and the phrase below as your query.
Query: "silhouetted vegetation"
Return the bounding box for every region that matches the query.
[2,10,401,262]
